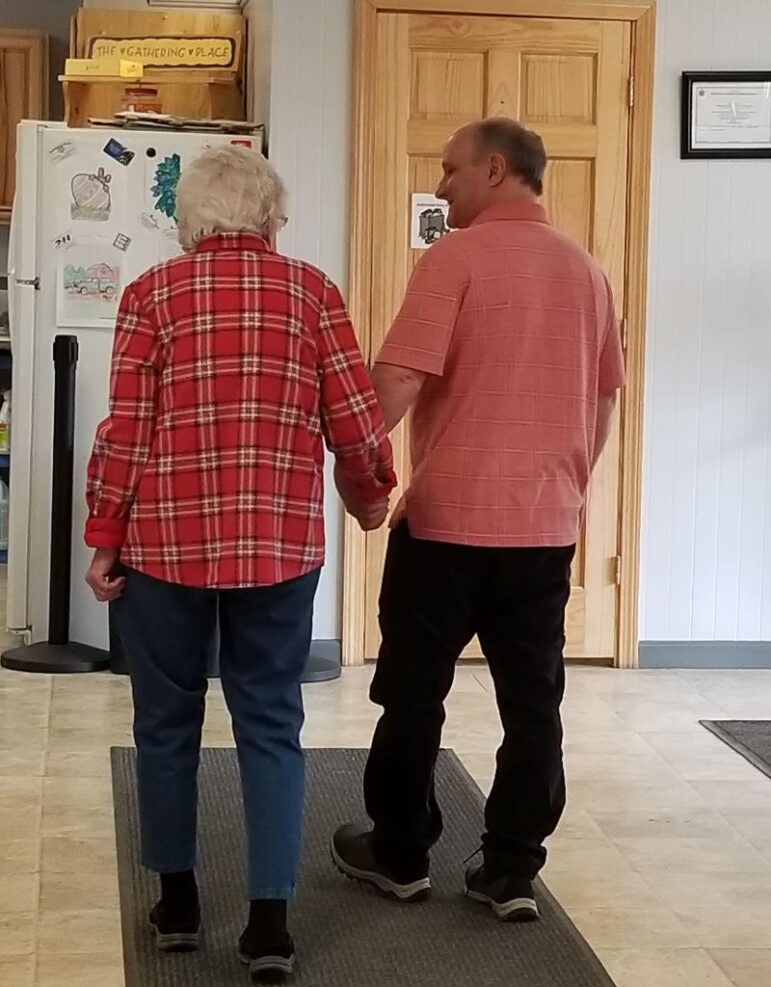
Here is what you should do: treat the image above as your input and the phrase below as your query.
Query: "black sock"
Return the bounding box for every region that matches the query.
[160,870,198,911]
[247,899,288,942]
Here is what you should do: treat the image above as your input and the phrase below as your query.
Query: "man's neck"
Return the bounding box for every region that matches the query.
[489,187,539,210]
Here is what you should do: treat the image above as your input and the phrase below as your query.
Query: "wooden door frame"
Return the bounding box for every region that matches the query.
[343,0,656,670]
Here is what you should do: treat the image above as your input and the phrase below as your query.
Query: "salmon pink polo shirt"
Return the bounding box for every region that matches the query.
[375,200,626,548]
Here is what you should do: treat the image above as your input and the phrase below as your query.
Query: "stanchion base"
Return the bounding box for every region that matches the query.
[1,642,111,674]
[302,652,341,684]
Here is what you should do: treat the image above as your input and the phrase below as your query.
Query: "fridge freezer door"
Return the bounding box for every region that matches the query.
[5,122,46,638]
[8,122,44,281]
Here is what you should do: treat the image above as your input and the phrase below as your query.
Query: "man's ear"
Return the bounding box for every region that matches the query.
[488,152,508,187]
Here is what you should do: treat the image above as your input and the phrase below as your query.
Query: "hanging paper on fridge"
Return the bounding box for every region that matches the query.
[70,166,113,222]
[147,152,182,226]
[58,154,128,235]
[56,239,124,328]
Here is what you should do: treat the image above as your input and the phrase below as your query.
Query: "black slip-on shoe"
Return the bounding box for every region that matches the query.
[148,900,201,952]
[331,822,431,902]
[465,863,539,922]
[239,930,295,983]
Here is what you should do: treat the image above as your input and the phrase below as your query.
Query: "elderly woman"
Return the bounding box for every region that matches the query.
[84,146,394,981]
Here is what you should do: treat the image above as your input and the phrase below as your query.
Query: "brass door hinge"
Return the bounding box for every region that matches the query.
[620,317,629,350]
[628,76,635,108]
[613,555,622,586]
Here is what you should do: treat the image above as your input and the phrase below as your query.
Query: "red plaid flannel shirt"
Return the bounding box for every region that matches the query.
[85,232,395,588]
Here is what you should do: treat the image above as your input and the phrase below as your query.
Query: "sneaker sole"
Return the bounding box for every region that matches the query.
[149,920,200,952]
[466,889,540,922]
[239,951,295,983]
[330,840,431,902]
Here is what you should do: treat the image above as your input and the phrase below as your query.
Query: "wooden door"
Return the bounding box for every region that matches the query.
[359,11,632,661]
[0,30,48,223]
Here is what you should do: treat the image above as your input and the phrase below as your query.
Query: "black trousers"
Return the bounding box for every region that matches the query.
[364,521,575,881]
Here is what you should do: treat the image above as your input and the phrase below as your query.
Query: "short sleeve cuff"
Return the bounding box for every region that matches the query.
[375,345,445,377]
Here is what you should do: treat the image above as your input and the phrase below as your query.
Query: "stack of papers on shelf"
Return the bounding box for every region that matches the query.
[87,111,264,135]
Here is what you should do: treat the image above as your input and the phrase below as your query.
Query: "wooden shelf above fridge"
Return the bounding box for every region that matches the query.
[63,7,246,128]
[60,72,244,128]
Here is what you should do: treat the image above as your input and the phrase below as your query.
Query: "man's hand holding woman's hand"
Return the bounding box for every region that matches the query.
[334,464,392,532]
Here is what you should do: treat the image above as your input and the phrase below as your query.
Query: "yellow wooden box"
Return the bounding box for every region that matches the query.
[65,57,144,79]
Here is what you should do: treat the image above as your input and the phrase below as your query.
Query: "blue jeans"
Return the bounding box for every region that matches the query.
[113,566,321,900]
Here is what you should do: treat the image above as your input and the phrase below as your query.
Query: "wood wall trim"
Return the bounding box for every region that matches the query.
[616,4,655,668]
[344,0,657,668]
[342,0,379,666]
[361,0,655,22]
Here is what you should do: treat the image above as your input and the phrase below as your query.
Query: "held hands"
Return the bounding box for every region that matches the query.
[353,498,391,532]
[334,463,392,532]
[85,548,126,603]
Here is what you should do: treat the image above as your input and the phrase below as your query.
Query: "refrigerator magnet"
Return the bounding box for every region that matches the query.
[138,212,160,231]
[113,233,132,252]
[49,140,76,164]
[52,232,74,251]
[103,138,136,167]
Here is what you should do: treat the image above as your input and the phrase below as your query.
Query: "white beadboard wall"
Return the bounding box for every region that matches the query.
[267,0,353,641]
[267,0,771,647]
[641,0,771,642]
[244,0,272,128]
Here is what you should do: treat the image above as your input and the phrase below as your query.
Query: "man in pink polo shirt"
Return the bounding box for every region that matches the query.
[332,118,625,922]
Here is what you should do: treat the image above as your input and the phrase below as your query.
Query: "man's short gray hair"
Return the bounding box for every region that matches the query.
[176,145,287,251]
[473,118,547,196]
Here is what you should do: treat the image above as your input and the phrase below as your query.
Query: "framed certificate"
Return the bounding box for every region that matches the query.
[681,72,771,159]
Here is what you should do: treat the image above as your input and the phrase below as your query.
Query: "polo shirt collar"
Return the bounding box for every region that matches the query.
[470,201,550,227]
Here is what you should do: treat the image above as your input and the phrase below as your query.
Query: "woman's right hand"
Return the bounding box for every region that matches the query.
[85,548,126,603]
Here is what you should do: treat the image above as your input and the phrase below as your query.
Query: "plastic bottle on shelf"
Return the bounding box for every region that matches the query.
[0,478,9,555]
[0,390,9,453]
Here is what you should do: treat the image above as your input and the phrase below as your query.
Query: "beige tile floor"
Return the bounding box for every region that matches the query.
[0,645,770,987]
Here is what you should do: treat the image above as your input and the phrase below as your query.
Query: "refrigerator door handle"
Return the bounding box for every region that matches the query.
[6,279,37,639]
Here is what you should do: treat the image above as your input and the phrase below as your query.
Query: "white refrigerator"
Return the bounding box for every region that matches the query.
[7,121,251,651]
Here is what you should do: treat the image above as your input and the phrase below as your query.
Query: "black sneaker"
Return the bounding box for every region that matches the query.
[239,929,295,984]
[465,863,539,922]
[148,899,201,952]
[331,823,431,901]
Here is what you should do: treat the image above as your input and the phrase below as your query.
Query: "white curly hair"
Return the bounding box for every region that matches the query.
[176,144,287,251]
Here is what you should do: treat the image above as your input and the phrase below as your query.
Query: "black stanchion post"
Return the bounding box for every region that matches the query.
[1,335,110,673]
[49,335,78,646]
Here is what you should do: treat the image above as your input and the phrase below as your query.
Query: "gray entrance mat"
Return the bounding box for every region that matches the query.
[112,747,616,986]
[701,720,771,779]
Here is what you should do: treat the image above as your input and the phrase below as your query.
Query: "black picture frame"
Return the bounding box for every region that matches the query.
[681,71,771,159]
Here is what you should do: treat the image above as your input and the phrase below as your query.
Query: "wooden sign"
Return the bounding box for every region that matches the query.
[88,36,236,69]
